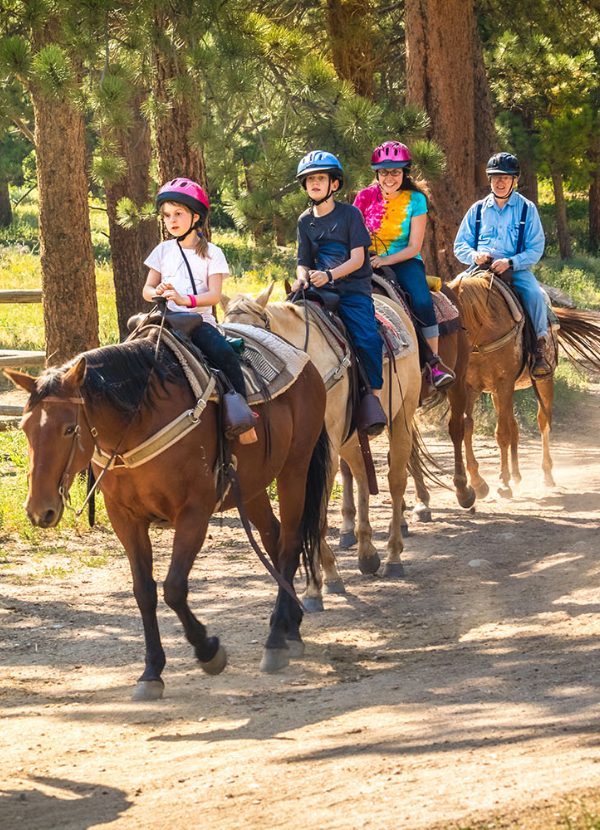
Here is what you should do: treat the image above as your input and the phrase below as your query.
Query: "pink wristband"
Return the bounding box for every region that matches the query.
[188,294,197,308]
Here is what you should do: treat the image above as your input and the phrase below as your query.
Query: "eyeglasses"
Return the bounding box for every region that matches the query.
[378,169,404,178]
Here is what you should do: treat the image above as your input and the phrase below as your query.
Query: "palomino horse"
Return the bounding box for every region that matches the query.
[5,335,330,696]
[448,269,600,497]
[338,280,475,538]
[221,283,421,608]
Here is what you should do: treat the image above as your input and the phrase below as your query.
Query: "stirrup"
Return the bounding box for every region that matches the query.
[356,393,388,437]
[531,358,552,379]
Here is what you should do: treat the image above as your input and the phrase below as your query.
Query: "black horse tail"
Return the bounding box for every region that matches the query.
[554,307,600,373]
[299,425,331,583]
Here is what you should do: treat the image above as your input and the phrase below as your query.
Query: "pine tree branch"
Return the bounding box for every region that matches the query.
[11,116,34,145]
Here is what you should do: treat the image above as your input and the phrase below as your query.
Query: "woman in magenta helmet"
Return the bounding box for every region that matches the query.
[354,141,453,390]
[142,177,258,443]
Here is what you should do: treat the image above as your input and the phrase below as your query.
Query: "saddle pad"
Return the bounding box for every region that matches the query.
[492,276,559,331]
[219,323,311,403]
[432,291,461,336]
[134,324,310,406]
[373,296,416,360]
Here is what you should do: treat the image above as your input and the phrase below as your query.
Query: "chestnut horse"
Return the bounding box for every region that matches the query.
[222,283,422,607]
[448,270,600,497]
[5,335,330,698]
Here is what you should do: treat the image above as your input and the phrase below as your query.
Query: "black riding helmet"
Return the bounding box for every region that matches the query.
[486,153,520,178]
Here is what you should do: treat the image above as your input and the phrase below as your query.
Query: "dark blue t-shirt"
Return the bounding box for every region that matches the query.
[297,201,373,297]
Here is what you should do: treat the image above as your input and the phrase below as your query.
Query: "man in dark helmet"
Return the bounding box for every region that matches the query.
[454,152,551,377]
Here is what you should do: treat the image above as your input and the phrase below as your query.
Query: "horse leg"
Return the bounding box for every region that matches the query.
[303,456,346,612]
[446,381,476,509]
[260,465,308,673]
[535,375,556,488]
[338,458,358,549]
[410,437,432,524]
[382,412,415,578]
[464,384,489,499]
[341,445,380,576]
[105,507,166,701]
[491,384,516,498]
[163,507,227,676]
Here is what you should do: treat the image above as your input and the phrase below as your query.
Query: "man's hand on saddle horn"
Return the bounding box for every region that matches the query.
[490,258,511,275]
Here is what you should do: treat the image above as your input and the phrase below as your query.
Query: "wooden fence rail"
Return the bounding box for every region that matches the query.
[1,288,45,426]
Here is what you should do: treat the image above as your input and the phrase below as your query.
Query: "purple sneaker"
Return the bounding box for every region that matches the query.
[429,364,455,390]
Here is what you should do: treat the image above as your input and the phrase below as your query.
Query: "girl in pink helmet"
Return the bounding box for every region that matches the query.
[354,142,453,390]
[142,177,258,443]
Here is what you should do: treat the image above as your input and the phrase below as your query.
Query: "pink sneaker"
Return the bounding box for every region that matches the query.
[429,364,455,390]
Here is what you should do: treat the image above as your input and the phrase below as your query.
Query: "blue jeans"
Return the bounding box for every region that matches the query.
[389,259,439,339]
[512,269,548,338]
[337,293,383,390]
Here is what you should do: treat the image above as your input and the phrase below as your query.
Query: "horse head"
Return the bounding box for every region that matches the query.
[4,357,95,528]
[220,282,275,328]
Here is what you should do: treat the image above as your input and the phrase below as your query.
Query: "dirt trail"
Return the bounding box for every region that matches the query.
[2,394,600,829]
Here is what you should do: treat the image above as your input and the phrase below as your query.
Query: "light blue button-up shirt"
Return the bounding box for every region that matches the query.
[454,191,545,272]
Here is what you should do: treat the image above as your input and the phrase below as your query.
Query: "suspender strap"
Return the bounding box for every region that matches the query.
[516,201,528,255]
[473,201,483,250]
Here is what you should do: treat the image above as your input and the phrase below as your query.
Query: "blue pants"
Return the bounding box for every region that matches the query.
[389,259,439,339]
[512,269,548,338]
[337,293,383,390]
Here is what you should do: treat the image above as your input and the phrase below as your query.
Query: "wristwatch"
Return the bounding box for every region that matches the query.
[325,269,334,284]
[508,259,514,268]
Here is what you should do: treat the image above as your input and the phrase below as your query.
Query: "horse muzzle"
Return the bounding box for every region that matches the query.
[25,498,64,528]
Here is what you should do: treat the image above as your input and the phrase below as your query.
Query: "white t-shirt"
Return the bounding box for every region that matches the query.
[144,239,230,325]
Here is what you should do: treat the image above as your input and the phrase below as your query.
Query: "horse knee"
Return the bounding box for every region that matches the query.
[163,574,188,611]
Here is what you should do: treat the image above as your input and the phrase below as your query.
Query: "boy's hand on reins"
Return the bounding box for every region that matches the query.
[309,269,329,288]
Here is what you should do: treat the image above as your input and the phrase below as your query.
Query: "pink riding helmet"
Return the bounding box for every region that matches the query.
[371,141,412,170]
[156,178,210,219]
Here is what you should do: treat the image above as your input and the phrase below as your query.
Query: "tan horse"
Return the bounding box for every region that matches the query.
[221,284,422,609]
[448,270,600,497]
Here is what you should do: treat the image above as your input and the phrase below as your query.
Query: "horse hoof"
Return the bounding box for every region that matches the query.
[382,562,405,579]
[323,580,346,595]
[260,648,290,673]
[401,524,410,538]
[413,506,432,523]
[497,486,513,499]
[474,482,489,499]
[131,680,164,702]
[339,531,357,550]
[303,595,324,613]
[458,486,476,509]
[286,638,305,659]
[200,645,228,676]
[358,553,380,575]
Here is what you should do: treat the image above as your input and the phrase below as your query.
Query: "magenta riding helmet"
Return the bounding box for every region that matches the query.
[371,141,412,170]
[156,178,210,220]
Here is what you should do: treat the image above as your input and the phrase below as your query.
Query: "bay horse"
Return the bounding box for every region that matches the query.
[5,335,330,697]
[221,283,422,608]
[447,269,600,497]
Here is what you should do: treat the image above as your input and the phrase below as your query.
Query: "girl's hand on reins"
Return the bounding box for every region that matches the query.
[370,255,386,269]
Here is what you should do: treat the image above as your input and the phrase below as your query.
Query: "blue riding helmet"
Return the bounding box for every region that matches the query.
[486,152,520,178]
[296,151,344,189]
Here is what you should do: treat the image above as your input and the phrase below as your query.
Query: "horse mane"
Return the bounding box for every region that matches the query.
[448,273,509,333]
[27,340,187,417]
[227,292,315,328]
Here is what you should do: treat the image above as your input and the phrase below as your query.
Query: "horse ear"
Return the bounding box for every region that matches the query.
[63,356,87,390]
[284,279,292,295]
[220,294,230,312]
[256,281,275,308]
[3,368,36,394]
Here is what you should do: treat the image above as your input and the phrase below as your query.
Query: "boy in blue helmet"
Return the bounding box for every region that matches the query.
[292,150,388,434]
[454,152,550,377]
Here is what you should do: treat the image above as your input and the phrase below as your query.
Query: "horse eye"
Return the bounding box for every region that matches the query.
[64,425,77,436]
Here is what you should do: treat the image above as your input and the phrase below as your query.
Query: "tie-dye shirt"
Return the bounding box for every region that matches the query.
[353,184,428,261]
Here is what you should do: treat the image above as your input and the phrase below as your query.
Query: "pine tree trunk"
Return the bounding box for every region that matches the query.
[472,17,497,200]
[588,137,600,254]
[518,111,538,205]
[105,93,158,340]
[0,178,12,227]
[326,0,374,98]
[551,170,571,260]
[151,17,210,237]
[31,21,99,365]
[405,0,476,280]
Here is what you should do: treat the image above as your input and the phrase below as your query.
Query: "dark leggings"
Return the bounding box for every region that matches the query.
[191,322,247,398]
